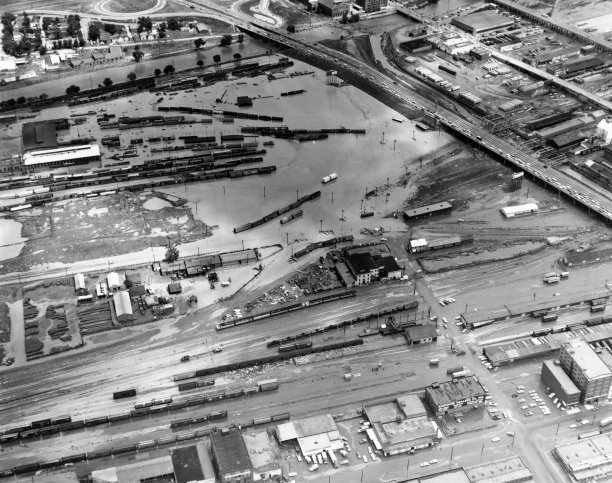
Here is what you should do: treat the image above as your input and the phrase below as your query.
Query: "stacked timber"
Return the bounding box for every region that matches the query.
[77,302,113,335]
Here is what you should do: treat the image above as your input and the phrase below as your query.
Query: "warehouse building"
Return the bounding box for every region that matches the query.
[424,376,487,416]
[541,360,581,407]
[405,324,438,344]
[408,235,469,253]
[171,445,216,483]
[211,429,252,483]
[498,99,524,113]
[527,111,573,131]
[377,256,402,280]
[243,431,282,481]
[22,144,101,169]
[317,0,350,18]
[22,122,57,152]
[559,339,612,404]
[548,131,586,150]
[483,336,562,366]
[554,433,612,482]
[451,11,514,35]
[500,203,538,218]
[113,290,134,323]
[74,273,87,295]
[404,201,452,221]
[536,111,605,140]
[276,414,344,457]
[363,395,438,456]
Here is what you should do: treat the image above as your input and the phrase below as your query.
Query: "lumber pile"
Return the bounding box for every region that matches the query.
[77,302,113,335]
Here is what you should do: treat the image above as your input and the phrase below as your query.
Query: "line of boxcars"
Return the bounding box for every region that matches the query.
[530,315,612,338]
[158,105,284,122]
[292,234,354,259]
[233,190,321,233]
[178,378,278,395]
[0,412,290,479]
[174,339,364,381]
[216,289,357,330]
[265,300,419,348]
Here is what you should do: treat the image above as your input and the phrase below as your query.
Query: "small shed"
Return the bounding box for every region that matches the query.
[236,96,253,107]
[168,283,182,294]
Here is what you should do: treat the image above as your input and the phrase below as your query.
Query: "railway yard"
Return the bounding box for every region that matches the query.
[2,0,612,482]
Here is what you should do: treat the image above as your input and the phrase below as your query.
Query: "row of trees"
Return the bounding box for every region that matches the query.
[2,12,43,56]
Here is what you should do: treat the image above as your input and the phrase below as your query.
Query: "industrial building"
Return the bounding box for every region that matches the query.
[106,272,121,291]
[113,290,134,323]
[345,252,379,286]
[498,99,524,112]
[22,122,57,152]
[404,201,452,221]
[171,445,216,483]
[363,395,439,456]
[535,110,605,140]
[548,131,586,150]
[74,273,87,295]
[377,256,402,280]
[355,0,388,13]
[596,116,612,144]
[483,336,562,366]
[451,11,514,35]
[527,111,573,131]
[554,433,612,482]
[559,339,612,404]
[210,429,252,483]
[500,203,538,218]
[541,360,581,407]
[424,376,487,416]
[524,47,581,66]
[317,0,350,18]
[276,414,343,457]
[405,324,438,344]
[438,37,475,55]
[243,431,282,481]
[563,247,612,267]
[22,144,101,168]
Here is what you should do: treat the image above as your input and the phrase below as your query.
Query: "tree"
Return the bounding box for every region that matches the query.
[132,50,144,62]
[72,39,79,48]
[154,68,162,77]
[167,18,180,31]
[16,96,26,105]
[65,84,80,95]
[39,93,48,100]
[103,23,117,35]
[340,12,348,24]
[66,14,81,37]
[38,46,47,55]
[137,16,152,33]
[165,245,179,262]
[52,41,58,50]
[238,33,244,43]
[134,44,141,51]
[78,37,86,47]
[197,59,204,67]
[127,72,136,81]
[233,53,241,61]
[220,34,232,47]
[6,98,16,108]
[88,22,100,42]
[213,54,221,64]
[163,64,175,75]
[286,24,295,33]
[194,37,205,49]
[63,39,72,49]
[102,77,113,87]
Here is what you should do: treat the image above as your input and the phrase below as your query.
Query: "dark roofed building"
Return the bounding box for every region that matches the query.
[171,445,216,483]
[346,252,379,286]
[405,324,438,344]
[317,0,350,18]
[168,283,183,294]
[124,271,142,285]
[236,96,252,107]
[210,429,252,483]
[22,122,57,152]
[425,376,487,416]
[403,201,452,221]
[376,256,402,280]
[548,131,586,150]
[128,285,146,297]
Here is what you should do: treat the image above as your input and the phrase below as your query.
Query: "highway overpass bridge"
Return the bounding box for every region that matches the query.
[489,0,612,54]
[239,22,612,223]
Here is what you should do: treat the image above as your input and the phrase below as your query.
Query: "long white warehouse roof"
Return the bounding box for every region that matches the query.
[501,203,538,217]
[23,144,100,166]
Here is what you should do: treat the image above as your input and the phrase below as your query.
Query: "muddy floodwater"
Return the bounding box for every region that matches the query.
[0,217,26,262]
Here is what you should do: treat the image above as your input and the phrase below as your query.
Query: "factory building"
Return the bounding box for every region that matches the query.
[113,290,134,323]
[106,272,121,291]
[596,116,612,144]
[425,376,487,416]
[74,273,87,295]
[500,203,538,218]
[377,256,402,280]
[541,360,581,407]
[404,201,452,221]
[535,111,605,140]
[554,433,612,482]
[483,336,561,366]
[438,37,475,55]
[22,144,101,169]
[409,235,469,253]
[559,339,612,404]
[451,11,514,35]
[355,0,388,13]
[276,414,344,457]
[548,132,586,150]
[210,429,252,483]
[317,0,350,18]
[526,47,581,66]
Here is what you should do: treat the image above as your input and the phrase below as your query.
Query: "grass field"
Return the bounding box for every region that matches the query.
[103,0,161,13]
